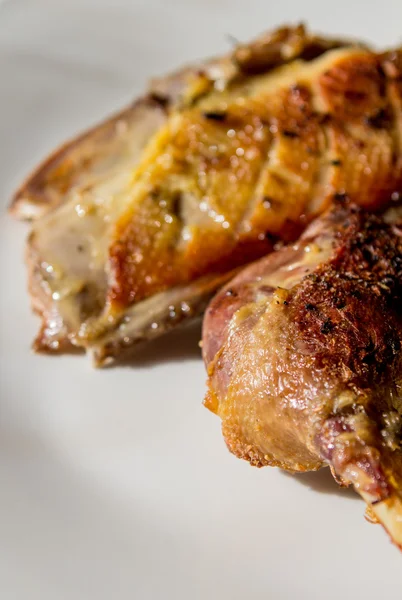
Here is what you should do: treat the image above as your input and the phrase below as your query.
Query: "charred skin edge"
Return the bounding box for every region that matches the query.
[9,24,354,220]
[232,23,359,75]
[221,414,324,470]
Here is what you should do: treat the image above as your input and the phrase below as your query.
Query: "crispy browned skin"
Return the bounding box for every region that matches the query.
[10,24,349,221]
[203,201,402,548]
[11,25,402,364]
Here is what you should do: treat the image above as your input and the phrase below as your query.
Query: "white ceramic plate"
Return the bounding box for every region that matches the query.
[1,1,402,598]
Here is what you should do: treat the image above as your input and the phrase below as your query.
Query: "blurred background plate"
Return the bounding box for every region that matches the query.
[1,1,402,598]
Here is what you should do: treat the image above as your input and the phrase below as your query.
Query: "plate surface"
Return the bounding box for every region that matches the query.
[1,1,402,598]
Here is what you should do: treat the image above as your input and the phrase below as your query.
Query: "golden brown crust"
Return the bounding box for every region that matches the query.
[290,208,402,388]
[107,48,402,313]
[14,25,402,363]
[202,202,402,548]
[221,411,323,471]
[202,202,402,468]
[233,23,356,75]
[10,24,354,222]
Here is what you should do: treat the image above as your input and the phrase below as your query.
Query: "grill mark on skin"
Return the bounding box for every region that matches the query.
[236,137,313,235]
[364,107,391,129]
[234,130,275,235]
[108,51,376,308]
[171,191,184,222]
[304,82,334,216]
[148,92,171,112]
[202,111,227,121]
[237,79,334,234]
[268,163,306,184]
[384,67,402,173]
[165,190,186,251]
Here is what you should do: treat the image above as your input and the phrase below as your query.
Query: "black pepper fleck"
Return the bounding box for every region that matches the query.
[334,192,348,203]
[282,129,299,139]
[320,319,334,335]
[203,111,227,121]
[364,108,390,129]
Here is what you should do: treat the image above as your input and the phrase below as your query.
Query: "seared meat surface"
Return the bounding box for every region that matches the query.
[203,201,402,547]
[11,24,402,364]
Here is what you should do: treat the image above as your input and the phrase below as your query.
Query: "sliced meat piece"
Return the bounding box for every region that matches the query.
[203,200,402,549]
[11,25,402,364]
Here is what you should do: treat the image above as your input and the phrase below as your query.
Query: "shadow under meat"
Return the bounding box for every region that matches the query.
[282,467,359,500]
[119,319,203,368]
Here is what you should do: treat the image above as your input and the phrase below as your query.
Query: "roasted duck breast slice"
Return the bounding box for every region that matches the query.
[203,200,402,548]
[12,25,402,364]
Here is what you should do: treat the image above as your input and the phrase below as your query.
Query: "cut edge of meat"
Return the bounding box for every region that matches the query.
[9,96,169,221]
[88,270,237,366]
